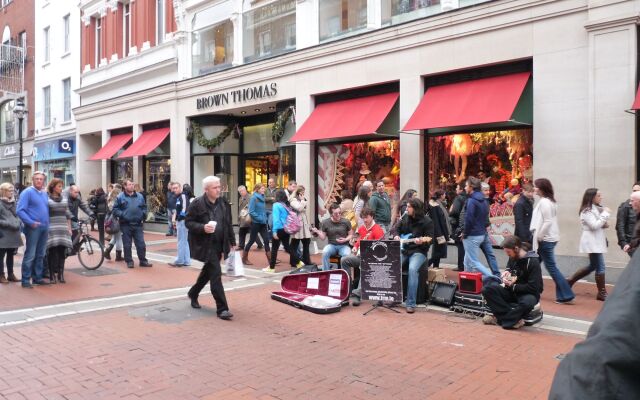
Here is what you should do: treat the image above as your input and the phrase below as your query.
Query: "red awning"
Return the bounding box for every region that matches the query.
[88,133,132,160]
[118,128,170,158]
[631,86,640,110]
[403,72,531,131]
[290,92,399,142]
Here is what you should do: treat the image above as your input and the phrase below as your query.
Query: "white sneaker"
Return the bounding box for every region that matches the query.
[261,267,276,273]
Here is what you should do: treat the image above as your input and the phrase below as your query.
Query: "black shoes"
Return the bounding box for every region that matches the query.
[218,310,233,320]
[189,295,201,309]
[139,262,153,268]
[33,280,49,285]
[21,283,34,289]
[127,262,134,268]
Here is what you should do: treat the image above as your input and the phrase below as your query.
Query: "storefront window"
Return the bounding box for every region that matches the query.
[427,129,533,244]
[382,0,440,25]
[317,140,400,221]
[111,159,133,185]
[243,0,296,62]
[243,123,277,154]
[193,154,239,222]
[0,100,15,143]
[319,0,367,42]
[144,158,170,222]
[192,20,234,76]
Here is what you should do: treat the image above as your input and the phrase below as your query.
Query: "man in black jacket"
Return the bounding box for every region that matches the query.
[482,236,543,329]
[616,182,640,256]
[513,183,534,243]
[185,176,236,320]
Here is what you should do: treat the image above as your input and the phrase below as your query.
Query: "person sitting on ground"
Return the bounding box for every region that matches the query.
[311,203,353,271]
[482,236,543,330]
[340,207,385,306]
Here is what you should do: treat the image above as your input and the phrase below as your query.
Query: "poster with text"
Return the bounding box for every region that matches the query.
[360,240,402,303]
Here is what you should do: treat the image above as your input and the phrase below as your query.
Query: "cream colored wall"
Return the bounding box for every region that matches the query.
[75,0,640,265]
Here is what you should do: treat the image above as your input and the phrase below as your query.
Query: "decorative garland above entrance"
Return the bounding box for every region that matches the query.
[271,106,295,146]
[187,121,240,152]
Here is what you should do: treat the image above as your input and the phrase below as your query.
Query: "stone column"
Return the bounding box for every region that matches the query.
[296,0,319,49]
[399,76,425,197]
[295,92,316,224]
[132,124,143,186]
[367,0,382,30]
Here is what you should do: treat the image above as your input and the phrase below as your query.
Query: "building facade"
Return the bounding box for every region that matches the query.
[75,0,639,275]
[0,0,35,186]
[34,0,81,186]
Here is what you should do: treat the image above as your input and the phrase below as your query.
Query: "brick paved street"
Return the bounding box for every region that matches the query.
[0,233,609,399]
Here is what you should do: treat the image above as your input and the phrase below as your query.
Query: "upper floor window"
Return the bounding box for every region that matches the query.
[18,31,26,49]
[94,17,102,66]
[383,0,441,25]
[192,19,234,76]
[62,78,71,122]
[319,0,367,41]
[63,14,70,53]
[156,0,165,45]
[43,86,51,127]
[123,3,131,56]
[243,0,296,63]
[0,100,15,143]
[43,26,50,62]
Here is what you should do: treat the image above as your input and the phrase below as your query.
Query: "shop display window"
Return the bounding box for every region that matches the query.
[243,0,296,63]
[319,0,367,41]
[144,158,171,223]
[111,159,133,185]
[382,0,440,25]
[427,129,533,244]
[243,123,277,154]
[0,100,15,143]
[317,140,400,221]
[192,20,234,76]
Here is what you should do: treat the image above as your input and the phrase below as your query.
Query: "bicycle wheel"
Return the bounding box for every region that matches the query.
[78,236,105,270]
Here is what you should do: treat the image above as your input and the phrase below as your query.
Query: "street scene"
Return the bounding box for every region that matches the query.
[1,0,639,399]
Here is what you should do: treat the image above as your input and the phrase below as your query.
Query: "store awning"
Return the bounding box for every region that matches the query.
[289,92,399,142]
[403,72,532,132]
[118,128,170,158]
[631,86,640,110]
[88,133,132,160]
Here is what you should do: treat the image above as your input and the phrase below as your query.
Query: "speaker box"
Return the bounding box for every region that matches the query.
[459,271,483,294]
[430,282,457,307]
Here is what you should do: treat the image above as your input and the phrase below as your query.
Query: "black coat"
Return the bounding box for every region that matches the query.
[90,193,108,215]
[186,195,236,262]
[505,251,543,301]
[396,215,434,257]
[549,253,640,399]
[513,195,533,243]
[616,200,637,249]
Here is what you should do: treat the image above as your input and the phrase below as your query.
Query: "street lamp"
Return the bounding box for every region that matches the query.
[13,98,27,186]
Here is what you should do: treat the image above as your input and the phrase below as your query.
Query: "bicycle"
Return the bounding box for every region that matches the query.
[72,219,105,270]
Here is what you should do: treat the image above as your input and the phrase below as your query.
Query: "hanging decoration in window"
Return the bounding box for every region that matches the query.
[271,105,295,146]
[187,121,241,151]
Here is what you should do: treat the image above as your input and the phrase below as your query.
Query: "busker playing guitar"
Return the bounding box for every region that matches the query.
[392,198,434,314]
[340,207,385,306]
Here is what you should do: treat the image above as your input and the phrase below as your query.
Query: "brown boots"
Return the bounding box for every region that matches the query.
[567,267,591,287]
[595,274,607,301]
[242,250,253,265]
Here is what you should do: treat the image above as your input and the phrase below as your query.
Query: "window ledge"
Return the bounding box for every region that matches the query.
[42,61,50,67]
[61,51,70,59]
[60,120,72,126]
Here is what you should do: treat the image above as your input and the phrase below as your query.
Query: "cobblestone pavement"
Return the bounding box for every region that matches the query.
[0,232,609,399]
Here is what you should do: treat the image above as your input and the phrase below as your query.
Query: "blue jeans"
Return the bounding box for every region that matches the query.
[463,235,494,277]
[402,252,427,307]
[587,253,606,274]
[121,223,148,264]
[167,209,175,234]
[266,209,273,232]
[21,225,49,284]
[480,233,500,275]
[175,220,191,265]
[537,241,575,302]
[322,244,351,270]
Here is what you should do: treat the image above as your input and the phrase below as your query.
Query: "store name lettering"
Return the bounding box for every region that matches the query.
[3,146,16,157]
[196,83,278,110]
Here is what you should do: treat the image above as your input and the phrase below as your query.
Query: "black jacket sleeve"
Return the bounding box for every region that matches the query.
[513,257,543,298]
[513,199,527,239]
[616,202,629,248]
[185,199,206,234]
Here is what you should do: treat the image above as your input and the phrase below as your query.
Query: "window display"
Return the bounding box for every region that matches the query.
[319,0,367,41]
[317,140,399,221]
[427,129,533,244]
[243,0,296,62]
[192,19,234,76]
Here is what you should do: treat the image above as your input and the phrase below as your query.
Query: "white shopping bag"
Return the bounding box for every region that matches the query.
[226,250,244,277]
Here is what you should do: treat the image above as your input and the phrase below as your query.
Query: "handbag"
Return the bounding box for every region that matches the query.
[239,207,251,226]
[104,212,120,235]
[436,235,446,245]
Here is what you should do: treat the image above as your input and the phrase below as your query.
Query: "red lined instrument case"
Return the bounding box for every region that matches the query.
[271,270,351,314]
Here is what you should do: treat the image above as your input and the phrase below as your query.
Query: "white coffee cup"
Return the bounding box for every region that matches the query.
[207,220,217,230]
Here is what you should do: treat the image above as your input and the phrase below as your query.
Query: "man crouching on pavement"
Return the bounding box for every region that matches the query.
[186,176,235,320]
[482,236,543,329]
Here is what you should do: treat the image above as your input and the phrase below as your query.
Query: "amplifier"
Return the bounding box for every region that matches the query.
[459,271,483,294]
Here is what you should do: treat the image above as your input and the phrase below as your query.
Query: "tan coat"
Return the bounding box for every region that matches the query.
[290,197,312,239]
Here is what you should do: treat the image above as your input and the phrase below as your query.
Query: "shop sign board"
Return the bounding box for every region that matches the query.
[33,138,76,161]
[196,82,278,111]
[360,240,403,303]
[2,145,16,158]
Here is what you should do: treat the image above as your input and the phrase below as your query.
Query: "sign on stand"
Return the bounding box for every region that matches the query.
[360,240,402,303]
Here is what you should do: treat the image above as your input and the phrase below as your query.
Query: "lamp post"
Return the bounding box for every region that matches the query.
[13,98,27,186]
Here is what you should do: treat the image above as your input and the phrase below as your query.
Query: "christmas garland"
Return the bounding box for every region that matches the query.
[271,107,294,146]
[187,121,237,150]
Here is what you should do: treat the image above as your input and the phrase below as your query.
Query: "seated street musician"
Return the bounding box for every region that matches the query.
[311,203,353,271]
[392,198,434,314]
[340,207,386,306]
[482,236,543,329]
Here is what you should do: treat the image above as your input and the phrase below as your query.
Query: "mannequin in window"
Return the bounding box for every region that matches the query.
[449,134,473,182]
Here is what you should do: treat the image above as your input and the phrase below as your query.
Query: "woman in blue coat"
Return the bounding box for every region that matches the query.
[264,190,294,273]
[243,183,270,266]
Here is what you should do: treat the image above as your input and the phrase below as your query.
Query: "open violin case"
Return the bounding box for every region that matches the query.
[271,270,351,314]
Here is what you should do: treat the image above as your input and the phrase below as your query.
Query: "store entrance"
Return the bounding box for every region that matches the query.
[242,151,293,192]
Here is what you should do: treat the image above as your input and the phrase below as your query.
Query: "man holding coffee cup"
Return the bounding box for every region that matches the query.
[185,176,236,320]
